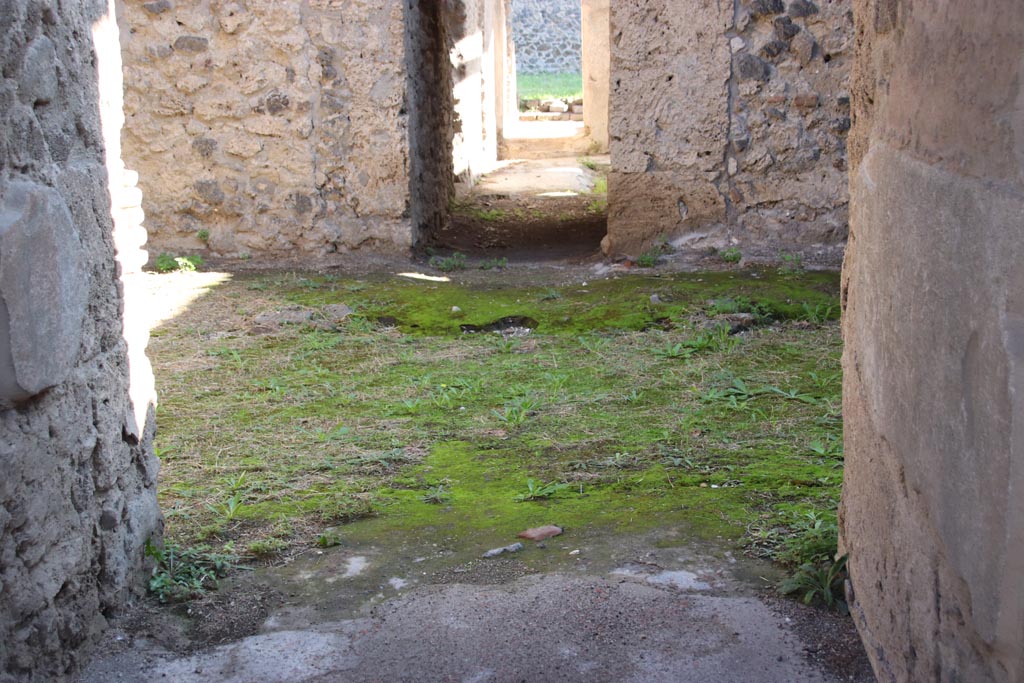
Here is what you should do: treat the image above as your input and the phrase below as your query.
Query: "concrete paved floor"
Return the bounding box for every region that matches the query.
[80,575,837,683]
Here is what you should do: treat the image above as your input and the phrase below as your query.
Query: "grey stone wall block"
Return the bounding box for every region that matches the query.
[18,36,58,106]
[0,181,88,404]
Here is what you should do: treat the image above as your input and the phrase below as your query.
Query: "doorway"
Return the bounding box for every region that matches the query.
[410,0,611,260]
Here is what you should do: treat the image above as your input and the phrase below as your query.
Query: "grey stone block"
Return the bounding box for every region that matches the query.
[0,180,88,404]
[18,36,58,106]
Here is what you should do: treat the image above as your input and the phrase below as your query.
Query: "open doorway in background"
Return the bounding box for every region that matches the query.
[503,0,587,158]
[422,0,611,261]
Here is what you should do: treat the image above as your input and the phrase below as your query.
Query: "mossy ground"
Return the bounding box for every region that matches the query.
[151,267,842,567]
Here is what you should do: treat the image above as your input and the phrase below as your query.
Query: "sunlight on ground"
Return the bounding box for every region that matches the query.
[396,272,452,283]
[130,271,233,331]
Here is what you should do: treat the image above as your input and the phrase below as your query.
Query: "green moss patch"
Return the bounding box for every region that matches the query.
[151,269,842,566]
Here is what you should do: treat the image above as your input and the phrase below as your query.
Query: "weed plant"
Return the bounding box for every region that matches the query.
[145,541,237,603]
[429,252,467,272]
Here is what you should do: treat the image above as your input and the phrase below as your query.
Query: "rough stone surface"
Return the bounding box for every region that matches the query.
[404,2,456,242]
[118,0,412,256]
[80,574,844,682]
[605,0,851,257]
[0,182,88,403]
[840,1,1024,681]
[0,1,161,680]
[510,0,581,74]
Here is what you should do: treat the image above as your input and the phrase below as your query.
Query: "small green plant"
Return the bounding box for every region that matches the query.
[705,297,773,324]
[421,484,452,505]
[317,530,343,548]
[766,385,820,405]
[206,490,245,521]
[653,342,690,359]
[539,288,562,301]
[685,325,739,354]
[496,337,521,354]
[431,381,469,408]
[637,250,659,268]
[155,253,204,273]
[478,257,508,271]
[346,316,376,333]
[599,452,641,469]
[513,478,570,502]
[316,424,351,442]
[780,554,849,613]
[247,538,288,557]
[578,335,611,354]
[343,449,414,472]
[429,252,467,272]
[400,398,425,414]
[700,377,766,408]
[209,346,244,368]
[579,157,598,171]
[811,438,843,458]
[776,510,839,566]
[799,302,838,324]
[636,240,673,267]
[197,229,210,244]
[808,371,842,392]
[473,208,507,222]
[224,472,248,492]
[587,197,608,214]
[778,252,804,275]
[254,376,286,394]
[145,540,237,603]
[719,247,742,263]
[623,388,644,403]
[493,395,540,427]
[591,175,608,195]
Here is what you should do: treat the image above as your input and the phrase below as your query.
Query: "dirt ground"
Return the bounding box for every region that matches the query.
[425,157,609,259]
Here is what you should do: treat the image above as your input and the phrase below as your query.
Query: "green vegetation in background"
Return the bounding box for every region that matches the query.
[149,269,844,600]
[518,71,583,107]
[154,253,203,273]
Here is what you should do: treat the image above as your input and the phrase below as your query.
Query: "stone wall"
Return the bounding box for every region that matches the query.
[0,0,161,680]
[510,0,581,74]
[405,1,458,241]
[117,0,411,256]
[840,1,1024,681]
[453,0,509,183]
[605,0,851,259]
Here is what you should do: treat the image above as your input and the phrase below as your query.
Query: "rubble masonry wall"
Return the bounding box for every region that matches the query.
[117,0,411,257]
[606,0,852,259]
[0,0,161,680]
[510,0,582,75]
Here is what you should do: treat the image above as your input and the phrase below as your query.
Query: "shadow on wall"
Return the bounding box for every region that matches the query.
[0,0,161,679]
[404,0,456,244]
